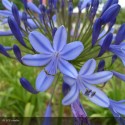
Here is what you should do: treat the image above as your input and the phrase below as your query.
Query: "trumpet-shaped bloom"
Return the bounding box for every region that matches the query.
[62,59,113,106]
[71,99,90,125]
[22,26,84,92]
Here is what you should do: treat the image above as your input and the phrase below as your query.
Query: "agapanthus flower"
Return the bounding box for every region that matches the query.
[62,59,113,106]
[22,25,84,91]
[109,99,125,125]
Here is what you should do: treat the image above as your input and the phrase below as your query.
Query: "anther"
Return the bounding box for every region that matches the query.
[44,69,55,76]
[84,88,92,96]
[90,91,96,97]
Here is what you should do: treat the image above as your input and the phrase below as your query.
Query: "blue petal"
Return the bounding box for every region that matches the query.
[79,59,96,75]
[82,71,113,84]
[53,26,67,51]
[29,31,54,54]
[0,44,10,57]
[2,0,13,10]
[45,56,58,75]
[43,104,51,125]
[27,2,41,14]
[109,43,125,66]
[22,54,51,66]
[61,41,84,60]
[81,0,92,10]
[44,104,51,117]
[84,83,110,107]
[36,70,54,92]
[0,10,12,17]
[27,19,38,29]
[71,99,90,125]
[52,15,57,22]
[63,75,76,86]
[20,77,38,94]
[110,106,125,125]
[0,30,12,36]
[110,100,125,115]
[1,18,8,24]
[62,83,79,105]
[4,46,12,51]
[58,59,78,78]
[112,71,125,81]
[71,99,87,118]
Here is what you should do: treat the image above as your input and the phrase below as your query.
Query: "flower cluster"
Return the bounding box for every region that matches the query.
[0,0,125,124]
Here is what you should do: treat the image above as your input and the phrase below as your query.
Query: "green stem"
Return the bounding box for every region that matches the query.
[74,11,81,40]
[49,73,61,105]
[67,15,72,42]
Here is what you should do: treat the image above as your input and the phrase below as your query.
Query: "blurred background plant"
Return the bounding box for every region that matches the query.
[0,0,125,125]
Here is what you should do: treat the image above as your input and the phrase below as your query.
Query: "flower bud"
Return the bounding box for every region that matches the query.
[92,18,102,46]
[100,4,121,24]
[12,4,20,26]
[8,16,26,47]
[115,24,125,45]
[98,33,113,57]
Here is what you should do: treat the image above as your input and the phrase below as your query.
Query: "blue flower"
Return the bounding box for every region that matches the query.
[112,71,125,81]
[109,99,125,125]
[109,42,125,66]
[22,26,84,92]
[62,59,113,106]
[71,99,90,125]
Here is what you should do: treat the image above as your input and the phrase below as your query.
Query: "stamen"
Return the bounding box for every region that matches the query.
[90,91,96,97]
[84,88,92,96]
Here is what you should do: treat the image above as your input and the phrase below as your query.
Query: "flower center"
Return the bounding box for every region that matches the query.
[77,75,96,98]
